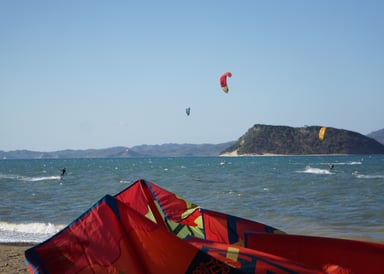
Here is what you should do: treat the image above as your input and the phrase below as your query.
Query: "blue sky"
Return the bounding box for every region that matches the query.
[1,1,383,151]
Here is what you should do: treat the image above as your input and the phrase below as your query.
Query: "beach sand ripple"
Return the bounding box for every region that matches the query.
[0,243,32,274]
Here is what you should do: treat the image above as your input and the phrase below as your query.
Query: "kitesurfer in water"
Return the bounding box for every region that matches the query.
[328,164,334,171]
[60,168,66,179]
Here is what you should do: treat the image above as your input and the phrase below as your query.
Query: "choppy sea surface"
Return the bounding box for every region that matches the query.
[1,156,383,244]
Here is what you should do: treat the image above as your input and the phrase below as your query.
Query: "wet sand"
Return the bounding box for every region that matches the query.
[0,243,33,274]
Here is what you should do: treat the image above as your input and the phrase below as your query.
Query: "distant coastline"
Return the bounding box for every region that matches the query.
[2,125,384,159]
[0,142,235,159]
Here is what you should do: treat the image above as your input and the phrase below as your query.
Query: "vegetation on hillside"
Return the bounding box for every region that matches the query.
[221,124,384,155]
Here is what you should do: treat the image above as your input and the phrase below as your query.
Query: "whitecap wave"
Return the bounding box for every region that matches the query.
[0,221,65,243]
[320,161,362,166]
[0,173,61,182]
[298,166,333,175]
[352,172,384,179]
[28,176,61,182]
[336,161,362,165]
[119,180,131,184]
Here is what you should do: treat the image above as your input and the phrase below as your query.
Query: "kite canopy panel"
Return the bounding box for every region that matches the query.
[319,127,327,141]
[25,179,384,274]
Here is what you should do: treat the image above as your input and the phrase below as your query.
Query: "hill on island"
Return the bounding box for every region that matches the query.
[221,124,384,156]
[367,128,384,145]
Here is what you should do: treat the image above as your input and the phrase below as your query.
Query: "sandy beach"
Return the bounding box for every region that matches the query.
[0,243,33,274]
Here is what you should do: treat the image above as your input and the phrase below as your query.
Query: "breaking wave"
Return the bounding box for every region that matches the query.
[297,166,333,175]
[0,221,65,243]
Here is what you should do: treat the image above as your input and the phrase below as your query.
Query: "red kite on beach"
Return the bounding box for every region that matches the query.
[25,179,384,273]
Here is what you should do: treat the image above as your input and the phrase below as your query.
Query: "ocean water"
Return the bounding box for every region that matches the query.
[1,155,383,244]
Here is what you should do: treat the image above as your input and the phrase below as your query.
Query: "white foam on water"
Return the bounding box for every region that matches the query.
[0,173,61,182]
[28,176,61,182]
[297,166,333,175]
[0,221,65,243]
[352,172,384,179]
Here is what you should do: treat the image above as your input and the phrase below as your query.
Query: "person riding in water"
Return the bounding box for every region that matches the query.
[60,168,66,178]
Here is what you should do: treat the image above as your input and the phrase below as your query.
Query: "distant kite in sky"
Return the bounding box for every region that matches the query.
[220,72,232,93]
[186,107,191,116]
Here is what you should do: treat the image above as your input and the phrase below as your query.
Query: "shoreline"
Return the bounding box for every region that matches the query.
[0,243,34,274]
[219,151,350,157]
